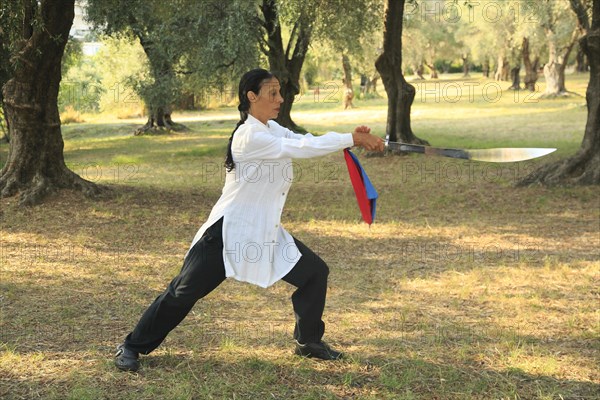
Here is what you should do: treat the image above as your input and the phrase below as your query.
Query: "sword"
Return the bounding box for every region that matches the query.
[385,140,556,162]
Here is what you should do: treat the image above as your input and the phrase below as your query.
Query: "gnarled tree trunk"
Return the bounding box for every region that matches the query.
[570,0,590,75]
[135,105,186,135]
[558,29,579,93]
[494,55,510,81]
[543,39,562,96]
[509,66,521,90]
[462,54,470,78]
[543,27,579,97]
[375,0,428,146]
[523,37,540,91]
[414,63,425,80]
[519,0,599,186]
[342,54,354,109]
[576,43,588,72]
[135,35,187,135]
[260,0,311,132]
[424,61,438,79]
[367,72,380,94]
[0,0,101,206]
[482,58,490,78]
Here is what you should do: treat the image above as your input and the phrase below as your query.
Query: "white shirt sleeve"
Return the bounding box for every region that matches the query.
[232,123,355,161]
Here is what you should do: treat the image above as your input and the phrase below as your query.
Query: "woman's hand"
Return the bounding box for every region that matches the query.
[352,125,385,152]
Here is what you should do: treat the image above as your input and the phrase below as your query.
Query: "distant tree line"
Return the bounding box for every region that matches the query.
[0,0,597,206]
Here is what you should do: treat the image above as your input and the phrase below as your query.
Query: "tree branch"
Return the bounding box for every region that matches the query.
[288,18,312,78]
[253,15,267,29]
[285,21,299,61]
[258,37,270,57]
[255,27,271,55]
[569,0,590,32]
[259,0,283,58]
[174,59,235,75]
[22,0,37,40]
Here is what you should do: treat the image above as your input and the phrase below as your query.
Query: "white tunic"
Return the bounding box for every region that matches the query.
[187,114,355,288]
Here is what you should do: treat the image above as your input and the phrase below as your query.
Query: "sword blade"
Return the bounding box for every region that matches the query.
[385,141,556,162]
[466,147,557,162]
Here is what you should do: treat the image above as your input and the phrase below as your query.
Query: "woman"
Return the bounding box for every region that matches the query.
[115,68,384,372]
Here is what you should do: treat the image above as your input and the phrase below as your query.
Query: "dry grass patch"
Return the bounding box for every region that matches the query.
[1,74,598,399]
[2,179,596,399]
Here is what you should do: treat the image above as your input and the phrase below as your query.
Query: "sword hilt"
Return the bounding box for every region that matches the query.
[385,140,469,159]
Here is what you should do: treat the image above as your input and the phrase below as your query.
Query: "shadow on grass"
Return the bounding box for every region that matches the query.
[1,174,597,399]
[2,342,598,400]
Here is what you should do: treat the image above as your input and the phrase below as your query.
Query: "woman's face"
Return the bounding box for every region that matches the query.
[248,77,284,123]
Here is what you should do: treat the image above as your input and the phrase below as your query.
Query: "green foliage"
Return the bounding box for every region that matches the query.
[177,1,261,106]
[61,38,83,76]
[93,35,147,115]
[537,0,578,64]
[403,0,463,72]
[56,34,147,116]
[302,42,344,85]
[0,0,24,101]
[400,0,581,76]
[0,0,67,85]
[58,39,104,113]
[312,0,384,55]
[253,0,384,112]
[302,53,319,87]
[1,72,596,399]
[323,0,384,82]
[86,0,181,112]
[85,0,259,113]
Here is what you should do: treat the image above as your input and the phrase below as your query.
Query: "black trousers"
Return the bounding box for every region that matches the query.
[123,217,329,355]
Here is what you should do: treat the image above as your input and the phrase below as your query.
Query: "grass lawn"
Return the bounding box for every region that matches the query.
[0,73,598,399]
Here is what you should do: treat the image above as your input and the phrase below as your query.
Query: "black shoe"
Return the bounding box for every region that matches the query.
[295,340,344,360]
[115,344,140,372]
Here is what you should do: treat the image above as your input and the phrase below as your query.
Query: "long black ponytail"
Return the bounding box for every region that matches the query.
[225,68,275,172]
